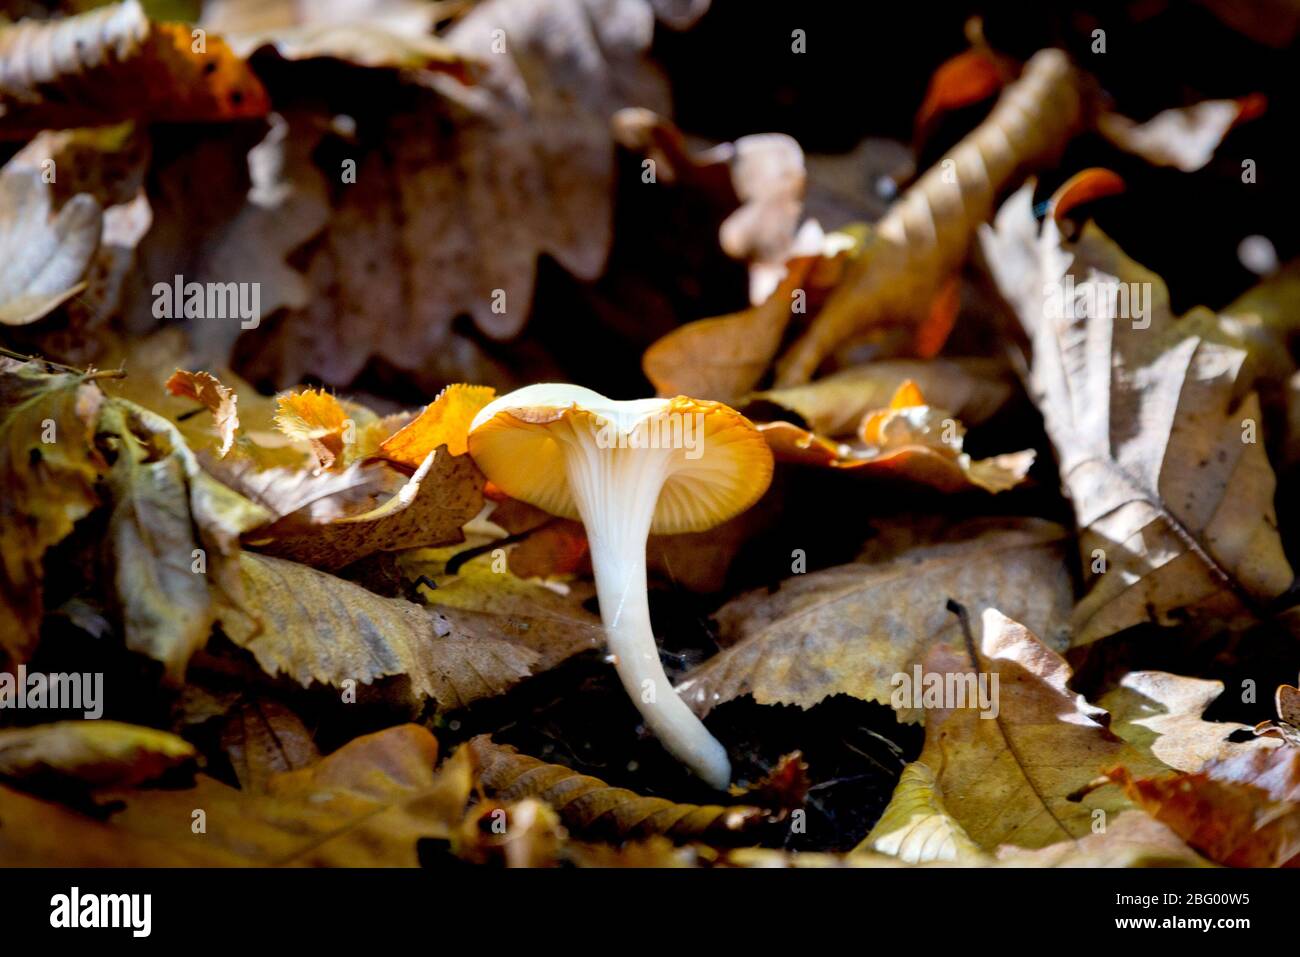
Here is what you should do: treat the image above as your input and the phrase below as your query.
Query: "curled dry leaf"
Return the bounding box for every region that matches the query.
[1254,684,1300,747]
[1106,747,1300,867]
[455,797,568,868]
[0,0,269,138]
[217,552,540,711]
[677,518,1072,719]
[980,184,1295,646]
[911,609,1165,851]
[0,168,102,326]
[0,724,473,866]
[466,736,773,842]
[853,762,989,864]
[776,49,1086,384]
[0,721,196,790]
[100,399,271,679]
[253,449,484,571]
[747,357,1013,436]
[274,388,350,470]
[756,380,1034,494]
[0,360,105,662]
[1098,671,1272,772]
[165,369,239,457]
[1097,96,1264,173]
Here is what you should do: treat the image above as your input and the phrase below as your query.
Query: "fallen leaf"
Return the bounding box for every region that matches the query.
[0,724,474,866]
[467,736,773,842]
[99,398,271,678]
[1099,671,1271,772]
[217,552,539,711]
[0,168,102,326]
[0,721,195,790]
[912,609,1165,850]
[377,383,496,468]
[0,0,270,138]
[165,369,239,457]
[1107,747,1300,866]
[676,518,1072,718]
[252,449,484,571]
[0,360,106,662]
[220,697,319,792]
[1098,96,1263,173]
[274,388,350,469]
[1255,684,1300,747]
[454,796,568,867]
[776,50,1085,384]
[995,811,1211,867]
[853,762,989,864]
[747,357,1013,436]
[979,184,1295,645]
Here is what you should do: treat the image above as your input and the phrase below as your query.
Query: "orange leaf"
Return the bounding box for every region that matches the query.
[378,384,495,468]
[912,274,961,358]
[1049,168,1126,226]
[274,389,348,470]
[165,369,239,457]
[914,48,1008,138]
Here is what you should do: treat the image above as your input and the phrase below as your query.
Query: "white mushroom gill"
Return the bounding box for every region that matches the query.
[555,412,732,788]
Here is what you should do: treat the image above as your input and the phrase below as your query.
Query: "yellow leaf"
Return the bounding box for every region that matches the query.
[378,383,495,467]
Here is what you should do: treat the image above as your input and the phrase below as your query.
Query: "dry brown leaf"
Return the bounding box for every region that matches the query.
[0,721,195,790]
[253,449,483,571]
[274,388,351,469]
[1107,747,1300,866]
[220,698,320,792]
[676,518,1072,718]
[165,369,239,457]
[247,0,679,389]
[217,552,538,710]
[0,360,106,662]
[1098,96,1263,173]
[467,736,773,842]
[454,797,568,867]
[748,357,1014,437]
[776,49,1085,384]
[0,0,270,138]
[0,168,102,326]
[1099,671,1272,772]
[913,609,1165,850]
[202,0,474,73]
[980,184,1295,646]
[1255,684,1300,747]
[0,724,474,866]
[100,398,271,679]
[377,383,495,468]
[995,811,1211,867]
[755,380,1034,494]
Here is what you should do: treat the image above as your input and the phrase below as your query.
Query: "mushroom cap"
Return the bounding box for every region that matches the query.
[467,383,773,535]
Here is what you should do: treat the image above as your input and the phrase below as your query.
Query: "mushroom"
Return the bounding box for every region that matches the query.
[468,384,773,787]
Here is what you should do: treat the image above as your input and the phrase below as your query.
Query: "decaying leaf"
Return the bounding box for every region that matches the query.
[0,721,195,790]
[755,380,1035,494]
[911,609,1165,851]
[1107,747,1300,866]
[165,369,239,457]
[217,552,539,710]
[99,398,270,678]
[677,518,1072,718]
[406,546,604,673]
[1097,96,1263,173]
[0,168,102,326]
[1099,671,1271,772]
[0,0,270,138]
[747,357,1013,436]
[1254,684,1300,747]
[0,360,106,662]
[252,449,483,571]
[467,736,774,842]
[980,183,1295,645]
[220,697,319,792]
[202,0,475,73]
[853,762,989,864]
[775,49,1085,384]
[0,724,473,866]
[274,388,351,470]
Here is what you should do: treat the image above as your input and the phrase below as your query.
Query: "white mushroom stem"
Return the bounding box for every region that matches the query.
[561,426,732,789]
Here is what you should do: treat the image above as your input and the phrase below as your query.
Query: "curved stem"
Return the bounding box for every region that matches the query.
[564,438,731,788]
